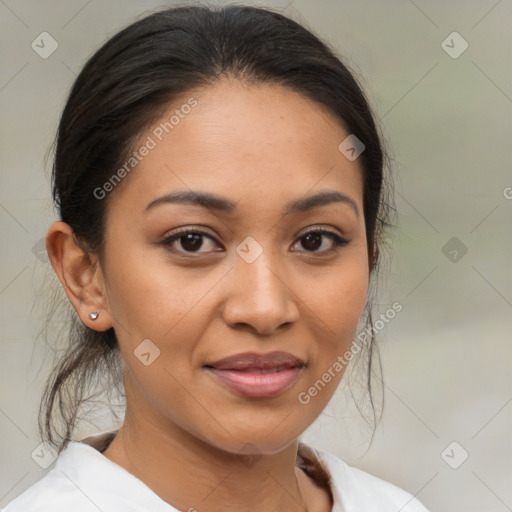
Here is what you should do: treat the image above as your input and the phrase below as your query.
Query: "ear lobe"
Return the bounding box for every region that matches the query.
[46,221,113,331]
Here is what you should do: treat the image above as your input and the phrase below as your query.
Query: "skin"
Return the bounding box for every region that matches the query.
[47,78,372,512]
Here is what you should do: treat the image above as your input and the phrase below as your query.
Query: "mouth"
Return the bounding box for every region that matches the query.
[203,351,305,398]
[204,351,305,371]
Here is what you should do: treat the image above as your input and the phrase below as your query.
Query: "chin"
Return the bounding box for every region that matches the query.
[200,421,306,458]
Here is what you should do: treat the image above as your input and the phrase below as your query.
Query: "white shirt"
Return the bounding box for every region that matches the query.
[2,430,429,511]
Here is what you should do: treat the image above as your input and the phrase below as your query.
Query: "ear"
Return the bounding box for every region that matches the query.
[46,221,113,332]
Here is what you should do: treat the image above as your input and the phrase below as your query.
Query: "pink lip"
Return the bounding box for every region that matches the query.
[204,351,305,398]
[205,351,305,370]
[207,367,302,398]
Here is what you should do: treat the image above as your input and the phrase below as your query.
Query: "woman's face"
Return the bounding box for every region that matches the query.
[99,78,369,454]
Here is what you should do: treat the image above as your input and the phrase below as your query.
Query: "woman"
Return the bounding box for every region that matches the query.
[2,4,429,511]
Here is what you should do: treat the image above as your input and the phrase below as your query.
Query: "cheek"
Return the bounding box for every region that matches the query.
[308,256,369,340]
[103,243,217,342]
[293,261,368,421]
[305,252,369,378]
[103,249,225,408]
[330,266,368,339]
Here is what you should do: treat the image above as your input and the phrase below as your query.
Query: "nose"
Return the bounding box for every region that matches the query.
[220,250,300,336]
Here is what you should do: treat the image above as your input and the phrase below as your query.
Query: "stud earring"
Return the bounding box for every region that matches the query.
[89,312,99,320]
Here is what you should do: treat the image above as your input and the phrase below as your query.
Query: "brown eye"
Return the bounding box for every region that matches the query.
[178,233,204,252]
[161,229,221,255]
[293,229,350,254]
[301,232,323,251]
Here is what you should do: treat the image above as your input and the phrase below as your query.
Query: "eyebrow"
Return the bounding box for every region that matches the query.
[145,189,359,217]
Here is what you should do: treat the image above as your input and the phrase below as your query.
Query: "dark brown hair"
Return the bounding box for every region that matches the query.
[40,4,393,476]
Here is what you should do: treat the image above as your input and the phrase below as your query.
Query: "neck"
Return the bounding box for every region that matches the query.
[102,396,315,511]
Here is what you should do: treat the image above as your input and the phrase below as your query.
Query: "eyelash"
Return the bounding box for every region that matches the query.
[159,226,350,257]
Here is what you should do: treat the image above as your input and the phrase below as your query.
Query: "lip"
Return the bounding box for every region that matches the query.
[204,351,305,398]
[205,351,305,371]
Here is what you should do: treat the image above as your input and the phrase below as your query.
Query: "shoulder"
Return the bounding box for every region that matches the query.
[0,468,99,512]
[0,436,174,512]
[306,444,430,512]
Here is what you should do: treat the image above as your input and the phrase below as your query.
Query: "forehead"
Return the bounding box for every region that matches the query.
[107,78,364,218]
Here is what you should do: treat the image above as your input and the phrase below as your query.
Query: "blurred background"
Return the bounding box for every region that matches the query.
[0,1,510,510]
